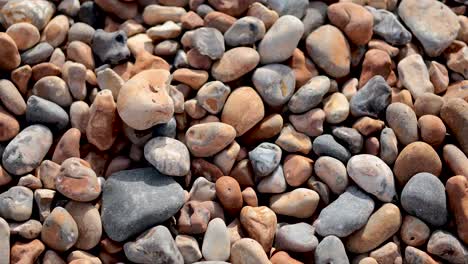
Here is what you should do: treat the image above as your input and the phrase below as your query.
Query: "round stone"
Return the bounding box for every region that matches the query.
[144,137,190,176]
[215,176,243,215]
[400,215,430,247]
[270,188,319,218]
[252,64,295,107]
[418,115,446,147]
[41,207,79,252]
[185,122,236,157]
[5,22,40,51]
[224,16,265,46]
[32,76,73,107]
[283,154,313,187]
[248,143,282,177]
[328,2,374,45]
[0,186,33,221]
[314,156,348,195]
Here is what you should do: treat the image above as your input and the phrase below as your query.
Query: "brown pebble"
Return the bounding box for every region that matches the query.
[52,128,81,164]
[446,175,468,244]
[31,62,61,81]
[247,2,279,30]
[86,90,119,151]
[70,101,90,135]
[41,207,78,252]
[0,106,19,142]
[289,108,325,137]
[271,251,304,264]
[42,15,69,47]
[181,11,204,29]
[67,41,95,69]
[65,201,102,250]
[240,206,277,252]
[187,48,212,70]
[11,65,32,95]
[230,159,255,188]
[275,124,312,154]
[418,115,446,147]
[95,0,138,20]
[212,47,260,83]
[241,187,258,207]
[429,61,449,94]
[405,246,438,264]
[443,144,468,178]
[6,22,40,50]
[414,93,444,117]
[288,48,318,88]
[216,176,243,215]
[242,114,283,146]
[186,122,236,157]
[173,68,209,90]
[10,239,45,264]
[283,154,313,187]
[204,11,236,33]
[0,32,21,71]
[191,158,224,182]
[400,215,430,247]
[353,117,385,136]
[359,49,392,88]
[328,2,374,45]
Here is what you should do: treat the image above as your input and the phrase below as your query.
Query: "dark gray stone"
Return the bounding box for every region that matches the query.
[315,186,374,237]
[427,230,468,264]
[224,16,265,46]
[401,172,447,226]
[26,96,69,132]
[21,42,54,65]
[248,142,282,177]
[332,127,363,154]
[312,134,351,163]
[366,7,412,46]
[350,75,391,118]
[288,76,330,114]
[153,117,177,138]
[379,128,398,165]
[78,1,104,28]
[0,186,33,221]
[101,168,185,242]
[275,222,318,252]
[124,225,184,264]
[92,30,130,65]
[302,1,328,38]
[192,27,225,60]
[315,236,349,264]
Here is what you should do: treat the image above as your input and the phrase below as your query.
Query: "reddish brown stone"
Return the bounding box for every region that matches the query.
[216,176,243,215]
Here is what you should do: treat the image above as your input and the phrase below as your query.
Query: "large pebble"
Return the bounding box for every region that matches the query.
[397,54,434,99]
[441,98,468,155]
[1,0,55,30]
[124,225,183,264]
[315,186,375,237]
[202,218,230,261]
[42,15,69,47]
[5,22,40,51]
[275,222,318,252]
[240,206,277,252]
[366,7,411,45]
[185,122,236,157]
[41,207,78,252]
[56,158,101,202]
[369,242,402,264]
[347,154,396,202]
[398,0,460,57]
[2,125,52,175]
[224,16,265,46]
[231,238,270,264]
[26,96,69,132]
[0,186,33,221]
[328,2,373,45]
[252,64,295,107]
[315,236,349,264]
[427,230,468,264]
[10,239,45,264]
[444,145,468,178]
[332,127,363,154]
[288,75,330,114]
[248,143,281,177]
[445,176,468,244]
[101,168,184,242]
[258,15,304,64]
[306,25,350,78]
[350,75,391,118]
[65,202,101,250]
[270,188,319,218]
[314,156,348,195]
[401,172,447,226]
[0,33,20,71]
[312,134,351,163]
[212,48,259,83]
[144,137,190,176]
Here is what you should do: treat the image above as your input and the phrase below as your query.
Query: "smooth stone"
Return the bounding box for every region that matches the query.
[67,41,95,69]
[224,16,265,46]
[189,177,216,202]
[346,203,401,253]
[418,115,446,147]
[0,33,20,70]
[332,127,363,154]
[221,86,264,136]
[258,15,304,64]
[315,186,375,237]
[393,142,442,185]
[241,187,258,207]
[68,23,96,45]
[302,1,328,38]
[43,250,66,264]
[275,223,318,252]
[92,30,130,65]
[0,217,9,263]
[69,101,90,135]
[185,122,236,157]
[34,189,54,222]
[242,114,283,145]
[414,93,444,117]
[191,27,225,60]
[398,0,460,56]
[86,90,119,151]
[288,75,330,114]
[144,137,190,176]
[366,6,412,45]
[153,118,177,139]
[124,225,183,264]
[42,15,69,47]
[283,154,313,187]
[350,75,391,118]
[176,235,202,264]
[270,188,319,218]
[249,143,281,177]
[95,0,137,20]
[78,1,105,28]
[96,68,123,100]
[9,219,42,239]
[10,239,45,264]
[202,218,230,261]
[312,134,351,163]
[369,242,402,264]
[400,215,430,247]
[314,156,348,195]
[427,230,468,264]
[10,65,31,94]
[270,251,303,264]
[275,124,312,154]
[197,81,231,115]
[252,64,295,107]
[2,125,52,175]
[231,238,270,264]
[446,176,468,244]
[101,168,185,242]
[215,176,243,215]
[240,206,277,252]
[397,54,434,99]
[307,177,330,205]
[26,96,69,132]
[379,128,398,165]
[315,236,350,264]
[429,61,449,94]
[323,92,349,124]
[1,0,55,30]
[359,49,392,88]
[57,0,79,16]
[266,0,308,18]
[67,250,101,264]
[257,165,287,193]
[143,4,187,25]
[289,108,325,137]
[62,62,87,100]
[51,128,80,165]
[20,42,54,65]
[441,98,468,155]
[328,2,374,45]
[32,76,73,107]
[55,158,100,202]
[405,246,438,264]
[41,207,78,252]
[6,22,40,51]
[0,186,33,221]
[306,25,350,78]
[401,172,447,226]
[65,202,102,250]
[0,80,25,116]
[212,47,259,82]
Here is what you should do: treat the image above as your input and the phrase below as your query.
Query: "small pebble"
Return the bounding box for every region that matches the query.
[0,186,33,221]
[312,134,351,163]
[314,156,348,195]
[270,188,319,218]
[315,236,349,264]
[144,137,190,176]
[41,207,79,252]
[202,218,230,261]
[275,222,318,252]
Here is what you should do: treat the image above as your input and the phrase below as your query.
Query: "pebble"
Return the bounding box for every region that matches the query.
[275,222,318,252]
[379,128,398,165]
[0,33,20,71]
[92,30,130,65]
[222,87,264,136]
[242,187,258,207]
[124,225,183,264]
[267,0,308,18]
[283,154,313,187]
[10,239,45,264]
[312,134,351,163]
[328,2,373,45]
[306,25,350,78]
[203,11,236,33]
[289,108,325,137]
[67,41,95,69]
[185,122,236,157]
[189,27,225,60]
[366,7,412,45]
[78,2,105,29]
[249,143,281,177]
[446,176,468,244]
[32,76,73,107]
[213,141,240,175]
[315,186,375,237]
[242,114,283,145]
[427,230,468,264]
[1,0,55,30]
[288,75,330,114]
[34,189,54,222]
[9,219,42,240]
[0,218,8,263]
[101,168,184,242]
[6,22,40,50]
[240,206,277,252]
[315,236,350,264]
[57,0,79,16]
[323,92,349,124]
[359,49,392,88]
[189,177,216,202]
[21,42,54,65]
[414,93,444,117]
[202,218,230,261]
[314,156,348,195]
[393,142,442,185]
[10,65,32,94]
[86,90,119,151]
[68,23,96,45]
[369,242,402,264]
[275,124,312,154]
[0,186,33,221]
[178,201,211,235]
[2,125,52,175]
[270,251,303,264]
[0,80,25,116]
[429,61,449,94]
[144,137,190,176]
[62,62,87,100]
[270,188,319,218]
[386,102,419,146]
[258,15,304,64]
[445,145,468,178]
[26,96,69,133]
[65,202,101,250]
[176,235,202,264]
[247,3,278,30]
[196,81,230,115]
[350,76,391,118]
[252,64,295,107]
[41,207,78,252]
[302,2,328,38]
[67,250,101,264]
[43,250,66,264]
[441,98,468,155]
[173,68,208,90]
[143,4,186,25]
[332,127,363,154]
[224,16,265,46]
[346,203,401,253]
[215,176,243,215]
[117,69,174,130]
[400,215,431,247]
[212,47,259,82]
[418,115,446,147]
[42,15,69,47]
[398,0,459,57]
[95,0,137,20]
[405,246,438,264]
[257,165,287,193]
[397,54,434,99]
[401,172,447,226]
[231,238,270,264]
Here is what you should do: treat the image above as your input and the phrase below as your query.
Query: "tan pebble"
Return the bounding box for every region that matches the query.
[31,62,61,81]
[342,78,358,100]
[10,239,45,264]
[270,188,319,218]
[173,68,209,90]
[391,88,413,109]
[405,246,438,264]
[353,117,385,136]
[86,90,119,151]
[241,187,258,207]
[414,93,444,117]
[67,41,95,69]
[386,102,418,145]
[369,242,402,264]
[443,144,468,178]
[181,11,204,30]
[37,160,60,190]
[11,65,32,95]
[0,107,19,142]
[204,11,236,33]
[143,4,187,25]
[213,141,240,175]
[70,101,90,135]
[0,32,21,70]
[212,47,260,83]
[67,250,102,264]
[65,201,102,250]
[429,61,449,94]
[231,238,271,264]
[444,80,468,101]
[43,250,66,264]
[446,176,468,244]
[418,115,446,147]
[95,0,137,20]
[242,114,283,145]
[0,79,26,115]
[50,48,66,68]
[275,124,312,154]
[240,206,277,252]
[441,98,468,155]
[185,122,236,157]
[18,174,42,190]
[359,49,392,88]
[314,156,348,194]
[119,19,145,37]
[6,22,40,50]
[358,257,378,264]
[42,15,69,47]
[289,108,325,137]
[328,2,374,45]
[283,154,313,187]
[400,215,430,247]
[247,2,279,30]
[95,68,124,100]
[368,39,399,57]
[288,48,318,88]
[323,92,349,124]
[127,33,154,57]
[52,128,81,164]
[216,176,243,215]
[184,99,207,119]
[63,61,87,100]
[32,76,73,107]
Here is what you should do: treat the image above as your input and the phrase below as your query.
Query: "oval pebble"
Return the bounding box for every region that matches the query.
[144,137,190,176]
[252,64,295,107]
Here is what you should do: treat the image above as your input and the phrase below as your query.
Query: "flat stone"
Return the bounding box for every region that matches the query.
[350,75,391,118]
[101,168,185,242]
[185,122,236,157]
[275,223,318,252]
[252,64,295,107]
[144,137,190,177]
[288,75,330,114]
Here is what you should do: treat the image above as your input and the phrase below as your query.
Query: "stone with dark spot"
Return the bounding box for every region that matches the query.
[92,30,130,65]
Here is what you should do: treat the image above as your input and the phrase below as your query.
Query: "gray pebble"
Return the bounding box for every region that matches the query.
[307,176,331,205]
[366,7,412,46]
[124,225,184,264]
[401,172,447,226]
[350,75,391,118]
[26,96,69,132]
[288,75,330,114]
[312,134,351,163]
[0,186,33,221]
[92,29,130,65]
[252,64,295,107]
[58,0,80,17]
[0,217,9,264]
[21,42,54,65]
[196,4,214,18]
[9,219,42,239]
[266,0,308,18]
[176,235,202,264]
[101,168,185,242]
[154,40,179,56]
[386,103,418,146]
[302,1,328,38]
[224,16,266,46]
[275,222,318,252]
[68,22,95,45]
[315,236,349,264]
[192,27,225,60]
[153,118,177,138]
[427,230,468,264]
[379,128,398,165]
[196,81,231,115]
[315,186,375,237]
[332,127,363,154]
[189,177,216,202]
[249,142,282,177]
[144,137,190,177]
